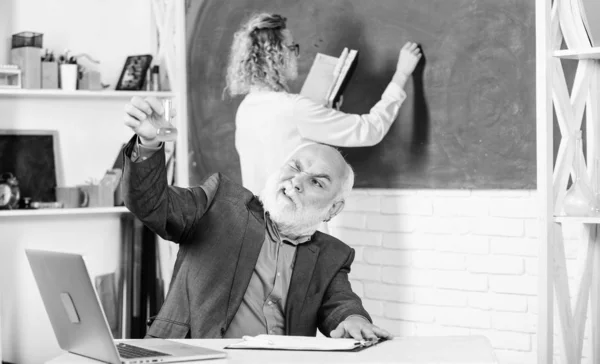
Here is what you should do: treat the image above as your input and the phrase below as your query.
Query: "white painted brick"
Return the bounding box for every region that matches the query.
[414,323,470,336]
[472,190,532,197]
[468,293,528,312]
[330,212,367,229]
[364,283,413,302]
[524,218,539,238]
[525,258,537,276]
[493,349,537,364]
[528,297,537,315]
[489,198,537,218]
[353,246,364,263]
[471,217,524,237]
[361,299,383,317]
[491,293,529,312]
[435,271,488,292]
[363,248,412,266]
[435,308,490,328]
[384,303,435,322]
[366,215,419,232]
[349,263,381,281]
[382,233,436,250]
[471,329,532,351]
[414,288,467,307]
[381,267,434,287]
[432,197,489,217]
[349,280,364,297]
[466,255,524,275]
[490,275,537,295]
[329,228,382,247]
[370,316,416,336]
[490,237,538,257]
[413,251,465,270]
[343,194,381,212]
[381,196,433,215]
[435,235,489,254]
[418,190,471,197]
[417,217,471,234]
[492,312,536,333]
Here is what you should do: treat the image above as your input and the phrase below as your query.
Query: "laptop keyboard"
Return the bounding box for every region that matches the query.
[116,343,171,359]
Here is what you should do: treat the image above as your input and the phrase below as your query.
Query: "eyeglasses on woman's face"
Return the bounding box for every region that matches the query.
[287,43,300,56]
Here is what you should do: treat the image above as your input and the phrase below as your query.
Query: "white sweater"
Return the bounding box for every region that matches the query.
[234,80,408,195]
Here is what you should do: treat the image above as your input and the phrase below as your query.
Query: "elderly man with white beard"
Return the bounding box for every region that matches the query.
[121,96,393,341]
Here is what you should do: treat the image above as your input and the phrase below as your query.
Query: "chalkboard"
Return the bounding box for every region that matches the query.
[186,0,536,189]
[0,130,62,202]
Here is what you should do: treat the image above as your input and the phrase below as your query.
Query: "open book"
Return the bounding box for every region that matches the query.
[300,48,358,108]
[578,0,600,46]
[225,334,385,352]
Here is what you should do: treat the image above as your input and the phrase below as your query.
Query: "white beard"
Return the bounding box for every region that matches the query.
[260,173,329,238]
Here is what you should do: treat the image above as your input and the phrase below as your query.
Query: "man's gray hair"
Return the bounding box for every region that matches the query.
[337,161,355,203]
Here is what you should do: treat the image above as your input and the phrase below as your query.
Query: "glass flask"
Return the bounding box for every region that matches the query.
[150,98,178,142]
[563,131,595,216]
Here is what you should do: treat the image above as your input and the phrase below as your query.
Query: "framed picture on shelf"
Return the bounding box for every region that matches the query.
[115,54,153,91]
[0,129,63,202]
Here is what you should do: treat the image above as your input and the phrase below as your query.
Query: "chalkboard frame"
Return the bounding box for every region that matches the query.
[0,129,64,202]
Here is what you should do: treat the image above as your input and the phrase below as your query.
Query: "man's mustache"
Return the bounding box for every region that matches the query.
[280,182,301,207]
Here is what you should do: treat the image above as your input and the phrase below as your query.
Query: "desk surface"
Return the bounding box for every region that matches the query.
[47,336,498,364]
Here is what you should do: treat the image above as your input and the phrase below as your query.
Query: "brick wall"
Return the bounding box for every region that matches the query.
[328,189,590,364]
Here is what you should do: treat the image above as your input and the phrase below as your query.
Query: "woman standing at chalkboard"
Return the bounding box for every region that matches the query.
[226,13,421,195]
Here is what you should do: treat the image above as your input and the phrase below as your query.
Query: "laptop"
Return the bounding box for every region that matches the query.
[26,249,226,363]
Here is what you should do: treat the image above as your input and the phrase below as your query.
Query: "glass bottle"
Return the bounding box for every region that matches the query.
[149,98,178,142]
[563,131,595,216]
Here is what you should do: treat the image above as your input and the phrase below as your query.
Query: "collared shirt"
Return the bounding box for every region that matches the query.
[224,212,311,338]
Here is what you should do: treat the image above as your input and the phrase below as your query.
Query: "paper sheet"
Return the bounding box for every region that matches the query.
[226,335,378,351]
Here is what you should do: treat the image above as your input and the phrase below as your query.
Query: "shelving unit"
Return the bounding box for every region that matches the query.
[0,89,176,98]
[0,206,129,217]
[553,47,600,60]
[537,0,600,363]
[0,2,190,362]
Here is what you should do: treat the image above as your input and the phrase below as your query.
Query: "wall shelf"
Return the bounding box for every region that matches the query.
[554,216,600,224]
[0,89,175,99]
[0,206,129,217]
[553,47,600,59]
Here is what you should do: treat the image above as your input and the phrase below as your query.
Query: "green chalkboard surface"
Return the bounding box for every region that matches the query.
[186,0,536,189]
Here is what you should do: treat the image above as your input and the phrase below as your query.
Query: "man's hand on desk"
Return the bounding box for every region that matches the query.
[330,316,393,341]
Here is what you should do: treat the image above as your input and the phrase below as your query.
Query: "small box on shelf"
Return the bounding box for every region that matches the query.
[0,65,22,89]
[41,61,58,89]
[11,31,43,49]
[10,31,43,89]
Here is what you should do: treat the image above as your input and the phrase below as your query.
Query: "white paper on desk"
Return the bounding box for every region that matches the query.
[226,335,364,351]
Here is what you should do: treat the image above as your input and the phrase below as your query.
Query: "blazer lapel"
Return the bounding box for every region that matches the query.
[285,242,320,334]
[225,208,265,328]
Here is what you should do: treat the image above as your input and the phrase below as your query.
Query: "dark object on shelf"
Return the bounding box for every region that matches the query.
[116,55,153,91]
[151,65,160,91]
[20,196,32,209]
[0,130,62,202]
[0,172,21,210]
[11,31,43,49]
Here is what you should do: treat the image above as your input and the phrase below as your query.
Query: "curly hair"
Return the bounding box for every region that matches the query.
[225,13,293,96]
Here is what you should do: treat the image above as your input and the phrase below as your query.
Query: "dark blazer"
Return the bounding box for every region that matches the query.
[122,136,370,339]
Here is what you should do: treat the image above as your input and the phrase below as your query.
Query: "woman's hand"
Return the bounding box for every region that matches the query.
[396,41,422,76]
